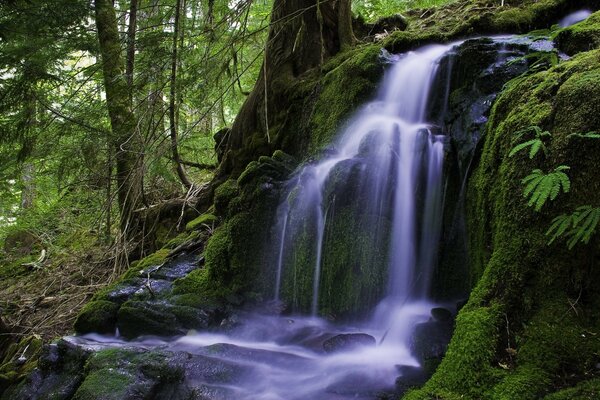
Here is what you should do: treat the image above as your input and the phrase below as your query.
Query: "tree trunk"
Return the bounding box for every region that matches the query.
[94,0,144,238]
[125,0,138,93]
[219,0,355,176]
[169,0,192,189]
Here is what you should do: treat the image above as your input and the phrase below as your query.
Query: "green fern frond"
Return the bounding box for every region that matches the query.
[510,126,551,159]
[569,131,600,139]
[546,206,600,249]
[521,166,570,212]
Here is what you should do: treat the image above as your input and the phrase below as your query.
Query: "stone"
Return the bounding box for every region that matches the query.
[322,333,376,353]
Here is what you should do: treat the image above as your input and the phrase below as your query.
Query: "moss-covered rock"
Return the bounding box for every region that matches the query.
[406,48,600,399]
[117,300,209,338]
[184,213,218,231]
[555,11,600,55]
[72,348,187,400]
[73,301,119,335]
[213,179,240,216]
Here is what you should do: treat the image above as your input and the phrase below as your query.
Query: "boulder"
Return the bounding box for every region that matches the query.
[322,333,376,353]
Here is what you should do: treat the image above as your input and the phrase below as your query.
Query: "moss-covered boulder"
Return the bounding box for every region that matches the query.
[73,301,119,335]
[406,48,600,400]
[555,11,600,55]
[3,339,91,400]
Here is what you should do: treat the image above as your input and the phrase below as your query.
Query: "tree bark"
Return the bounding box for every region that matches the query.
[169,0,192,189]
[125,0,138,93]
[94,0,144,238]
[219,0,355,176]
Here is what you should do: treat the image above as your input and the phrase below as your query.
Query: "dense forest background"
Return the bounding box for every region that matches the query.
[0,0,446,336]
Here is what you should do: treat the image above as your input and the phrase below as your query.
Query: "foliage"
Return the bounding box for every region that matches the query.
[509,126,551,159]
[522,166,570,212]
[353,0,454,22]
[546,206,600,249]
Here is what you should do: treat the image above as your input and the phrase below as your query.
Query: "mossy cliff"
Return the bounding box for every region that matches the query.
[405,31,600,400]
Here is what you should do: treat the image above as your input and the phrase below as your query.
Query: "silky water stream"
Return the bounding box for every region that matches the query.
[68,26,590,398]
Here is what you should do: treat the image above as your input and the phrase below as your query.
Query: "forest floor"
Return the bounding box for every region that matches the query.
[0,240,120,340]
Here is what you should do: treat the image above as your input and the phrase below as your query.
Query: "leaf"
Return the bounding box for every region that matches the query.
[546,206,600,249]
[522,166,571,212]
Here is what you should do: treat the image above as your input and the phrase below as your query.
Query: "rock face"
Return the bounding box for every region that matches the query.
[322,333,376,353]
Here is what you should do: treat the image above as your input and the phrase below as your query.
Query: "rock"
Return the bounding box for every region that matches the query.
[410,320,453,364]
[117,300,210,339]
[322,333,376,353]
[2,230,39,256]
[431,307,453,323]
[74,300,120,335]
[395,365,428,394]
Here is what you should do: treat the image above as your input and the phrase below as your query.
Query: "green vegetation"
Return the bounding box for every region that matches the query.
[1,0,599,399]
[521,166,570,211]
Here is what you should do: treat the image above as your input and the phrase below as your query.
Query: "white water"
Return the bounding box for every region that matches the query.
[274,44,453,315]
[558,9,592,28]
[76,42,464,400]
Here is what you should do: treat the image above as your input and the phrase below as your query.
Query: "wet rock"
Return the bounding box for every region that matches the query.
[431,307,453,323]
[6,339,91,400]
[395,365,428,394]
[410,318,453,375]
[326,371,392,397]
[117,300,210,338]
[322,333,376,353]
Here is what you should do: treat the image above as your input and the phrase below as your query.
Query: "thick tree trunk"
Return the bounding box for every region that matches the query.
[95,0,144,238]
[219,0,355,176]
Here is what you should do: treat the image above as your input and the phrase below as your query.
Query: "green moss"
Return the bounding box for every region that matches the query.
[116,297,212,338]
[184,214,218,231]
[309,44,383,151]
[213,179,240,216]
[406,306,503,399]
[544,378,600,400]
[555,11,600,55]
[72,349,183,400]
[73,300,119,334]
[0,335,43,388]
[406,46,600,400]
[72,369,132,400]
[120,248,170,281]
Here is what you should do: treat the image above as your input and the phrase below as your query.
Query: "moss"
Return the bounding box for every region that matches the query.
[308,44,383,151]
[544,378,600,399]
[406,46,600,399]
[0,335,43,389]
[116,300,194,338]
[72,349,183,400]
[555,11,600,55]
[184,213,218,231]
[213,179,240,216]
[406,306,503,399]
[119,248,170,281]
[172,267,212,295]
[73,300,119,334]
[72,369,132,400]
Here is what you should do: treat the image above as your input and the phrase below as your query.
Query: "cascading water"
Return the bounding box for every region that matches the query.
[62,33,566,400]
[273,43,453,319]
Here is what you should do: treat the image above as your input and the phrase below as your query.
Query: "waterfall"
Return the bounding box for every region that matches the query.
[273,44,456,313]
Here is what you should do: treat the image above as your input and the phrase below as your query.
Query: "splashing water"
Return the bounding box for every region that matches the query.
[75,42,469,400]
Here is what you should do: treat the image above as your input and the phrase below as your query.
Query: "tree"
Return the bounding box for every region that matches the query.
[220,0,355,176]
[94,0,144,238]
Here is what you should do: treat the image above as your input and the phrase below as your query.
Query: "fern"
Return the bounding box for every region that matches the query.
[547,206,600,249]
[522,166,570,211]
[509,126,551,159]
[569,131,600,139]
